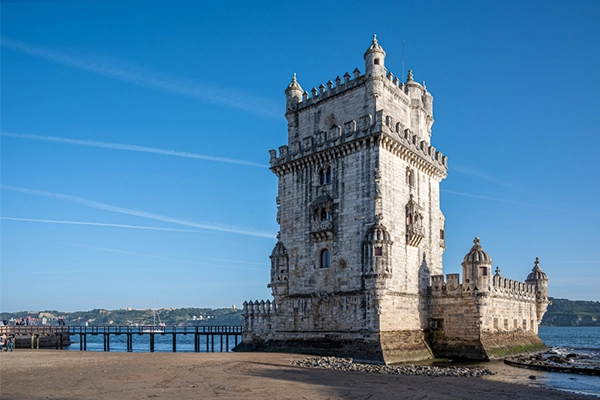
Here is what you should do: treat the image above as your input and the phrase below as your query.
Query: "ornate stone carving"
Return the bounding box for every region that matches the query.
[406,194,424,247]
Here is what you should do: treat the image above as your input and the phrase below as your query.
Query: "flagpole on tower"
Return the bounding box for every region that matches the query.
[402,38,405,82]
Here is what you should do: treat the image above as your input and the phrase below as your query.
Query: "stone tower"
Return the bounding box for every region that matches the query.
[238,36,548,363]
[240,36,448,363]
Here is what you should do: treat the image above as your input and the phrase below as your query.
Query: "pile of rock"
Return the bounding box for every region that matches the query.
[505,350,600,375]
[291,356,495,377]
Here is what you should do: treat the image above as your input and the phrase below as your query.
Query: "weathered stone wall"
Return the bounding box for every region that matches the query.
[428,273,546,359]
[275,143,379,297]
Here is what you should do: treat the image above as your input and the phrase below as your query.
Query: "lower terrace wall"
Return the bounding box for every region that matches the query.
[429,274,546,360]
[237,291,433,364]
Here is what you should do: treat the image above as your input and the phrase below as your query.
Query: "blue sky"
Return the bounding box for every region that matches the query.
[1,0,599,312]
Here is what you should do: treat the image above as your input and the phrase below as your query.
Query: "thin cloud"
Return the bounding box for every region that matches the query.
[1,132,267,168]
[441,189,565,212]
[543,261,600,265]
[3,267,160,276]
[1,185,276,239]
[1,37,281,118]
[61,242,267,271]
[451,163,515,189]
[1,217,202,233]
[191,255,270,267]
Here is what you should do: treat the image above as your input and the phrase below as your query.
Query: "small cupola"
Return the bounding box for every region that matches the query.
[463,237,492,265]
[364,34,386,76]
[285,73,304,110]
[526,258,548,283]
[461,237,493,291]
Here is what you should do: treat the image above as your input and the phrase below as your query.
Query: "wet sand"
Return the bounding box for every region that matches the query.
[0,350,595,399]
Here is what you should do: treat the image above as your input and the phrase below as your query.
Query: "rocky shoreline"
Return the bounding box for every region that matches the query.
[291,356,496,377]
[505,349,600,376]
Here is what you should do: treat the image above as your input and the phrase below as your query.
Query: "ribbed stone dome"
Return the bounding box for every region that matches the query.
[270,241,287,257]
[285,73,303,93]
[462,237,492,264]
[527,258,548,281]
[366,223,391,242]
[364,34,385,57]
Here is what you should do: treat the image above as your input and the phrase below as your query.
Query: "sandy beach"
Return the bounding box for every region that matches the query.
[0,350,595,399]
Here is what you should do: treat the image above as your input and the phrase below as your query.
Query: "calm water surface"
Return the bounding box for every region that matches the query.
[67,332,238,353]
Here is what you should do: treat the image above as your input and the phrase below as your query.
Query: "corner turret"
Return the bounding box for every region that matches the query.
[285,73,303,112]
[526,257,550,324]
[461,237,492,293]
[364,34,386,77]
[284,73,303,140]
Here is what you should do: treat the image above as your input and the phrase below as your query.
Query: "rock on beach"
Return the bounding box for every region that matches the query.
[291,356,496,377]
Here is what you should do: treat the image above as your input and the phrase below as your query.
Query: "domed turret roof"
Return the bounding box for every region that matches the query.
[527,258,548,281]
[270,241,287,257]
[364,34,386,58]
[285,73,303,93]
[462,237,492,264]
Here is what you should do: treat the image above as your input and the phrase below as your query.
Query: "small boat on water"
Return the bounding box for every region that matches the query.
[142,301,165,333]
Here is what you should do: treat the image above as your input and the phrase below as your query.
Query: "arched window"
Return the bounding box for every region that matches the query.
[320,249,331,268]
[319,165,332,185]
[406,168,415,187]
[374,247,383,257]
[320,209,328,221]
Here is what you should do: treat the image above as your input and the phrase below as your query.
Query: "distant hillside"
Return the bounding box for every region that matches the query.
[541,297,600,326]
[3,298,598,327]
[0,307,243,327]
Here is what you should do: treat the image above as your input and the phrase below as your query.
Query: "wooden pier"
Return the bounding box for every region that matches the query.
[0,325,243,352]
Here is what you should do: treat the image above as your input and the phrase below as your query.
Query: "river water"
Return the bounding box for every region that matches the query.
[535,326,600,397]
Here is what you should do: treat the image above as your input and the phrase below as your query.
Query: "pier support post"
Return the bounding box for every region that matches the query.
[150,333,155,352]
[103,334,110,352]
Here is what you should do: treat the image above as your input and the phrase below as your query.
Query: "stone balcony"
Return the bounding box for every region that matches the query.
[406,224,425,247]
[311,220,333,242]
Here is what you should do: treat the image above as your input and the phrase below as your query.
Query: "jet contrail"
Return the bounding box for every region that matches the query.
[1,132,267,168]
[61,242,268,271]
[441,189,564,212]
[1,37,281,118]
[451,163,515,189]
[1,217,203,232]
[1,185,276,239]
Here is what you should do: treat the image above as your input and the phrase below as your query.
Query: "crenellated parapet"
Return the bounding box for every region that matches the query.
[431,266,536,301]
[286,71,367,113]
[285,68,431,119]
[242,300,277,317]
[279,36,445,183]
[241,300,277,339]
[269,117,448,179]
[491,275,536,301]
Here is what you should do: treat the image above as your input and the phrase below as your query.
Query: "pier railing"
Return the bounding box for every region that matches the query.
[0,325,243,353]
